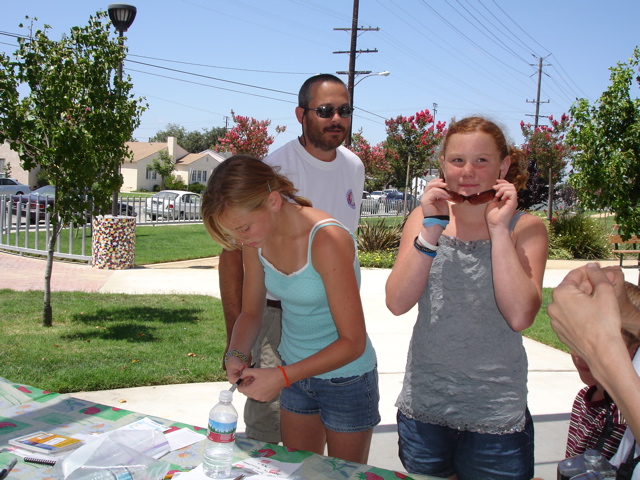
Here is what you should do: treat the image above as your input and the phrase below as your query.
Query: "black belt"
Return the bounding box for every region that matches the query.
[266,299,282,309]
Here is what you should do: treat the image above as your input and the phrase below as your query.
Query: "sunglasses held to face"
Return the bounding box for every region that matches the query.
[446,189,497,205]
[304,104,354,118]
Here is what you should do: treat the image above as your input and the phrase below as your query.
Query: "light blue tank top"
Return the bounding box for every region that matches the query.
[258,219,377,380]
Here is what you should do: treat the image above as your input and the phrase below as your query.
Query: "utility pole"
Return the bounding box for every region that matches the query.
[334,0,379,147]
[526,55,552,223]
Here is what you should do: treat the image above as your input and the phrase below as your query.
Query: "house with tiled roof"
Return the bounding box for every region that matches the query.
[121,137,226,192]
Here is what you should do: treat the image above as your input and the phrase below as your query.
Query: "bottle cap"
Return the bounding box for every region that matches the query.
[583,449,602,465]
[219,390,233,402]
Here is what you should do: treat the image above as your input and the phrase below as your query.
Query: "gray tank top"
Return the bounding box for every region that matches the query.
[396,211,528,434]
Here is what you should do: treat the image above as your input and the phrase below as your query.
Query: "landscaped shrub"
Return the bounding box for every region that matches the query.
[188,183,206,194]
[164,175,187,191]
[356,218,403,253]
[548,211,611,259]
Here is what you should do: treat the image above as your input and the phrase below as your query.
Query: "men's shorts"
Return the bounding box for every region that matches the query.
[243,302,282,443]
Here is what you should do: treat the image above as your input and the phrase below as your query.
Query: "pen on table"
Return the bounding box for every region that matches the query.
[229,362,256,392]
[0,458,17,480]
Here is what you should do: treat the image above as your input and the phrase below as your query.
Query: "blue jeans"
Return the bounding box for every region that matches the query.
[397,409,535,480]
[280,367,381,433]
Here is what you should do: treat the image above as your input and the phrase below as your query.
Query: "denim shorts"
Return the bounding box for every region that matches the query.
[280,366,381,433]
[397,409,535,480]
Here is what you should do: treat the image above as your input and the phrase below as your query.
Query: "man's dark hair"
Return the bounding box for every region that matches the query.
[298,74,349,108]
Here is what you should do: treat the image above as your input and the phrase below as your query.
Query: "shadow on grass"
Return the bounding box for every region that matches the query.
[71,306,203,324]
[61,322,162,342]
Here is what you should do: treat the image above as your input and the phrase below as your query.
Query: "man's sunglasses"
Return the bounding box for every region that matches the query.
[446,189,496,205]
[304,104,354,119]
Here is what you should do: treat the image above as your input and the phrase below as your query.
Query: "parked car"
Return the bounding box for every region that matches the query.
[385,190,411,201]
[12,185,135,223]
[0,178,31,198]
[370,191,387,202]
[143,190,202,221]
[11,185,55,222]
[362,191,371,199]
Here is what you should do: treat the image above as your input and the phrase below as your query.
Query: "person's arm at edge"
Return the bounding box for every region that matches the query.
[549,264,640,440]
[218,248,243,369]
[602,266,640,337]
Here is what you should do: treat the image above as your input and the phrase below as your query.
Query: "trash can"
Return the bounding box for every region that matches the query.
[92,215,136,270]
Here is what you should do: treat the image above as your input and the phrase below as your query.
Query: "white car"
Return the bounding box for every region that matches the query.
[370,191,387,202]
[0,178,31,198]
[143,190,202,221]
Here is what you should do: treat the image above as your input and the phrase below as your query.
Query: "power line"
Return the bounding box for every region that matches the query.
[127,59,297,97]
[127,53,315,75]
[447,0,530,64]
[475,0,540,57]
[127,68,296,104]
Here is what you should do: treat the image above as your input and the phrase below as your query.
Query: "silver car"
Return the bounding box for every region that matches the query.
[0,178,31,198]
[143,190,202,221]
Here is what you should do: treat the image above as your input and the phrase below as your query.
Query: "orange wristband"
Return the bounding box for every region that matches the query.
[277,365,290,388]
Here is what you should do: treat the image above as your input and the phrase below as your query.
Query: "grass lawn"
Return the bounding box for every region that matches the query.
[0,287,563,393]
[135,224,222,265]
[0,290,227,393]
[1,215,569,393]
[6,223,222,266]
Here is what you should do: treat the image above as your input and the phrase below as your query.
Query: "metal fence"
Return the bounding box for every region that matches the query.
[360,197,418,218]
[0,194,415,263]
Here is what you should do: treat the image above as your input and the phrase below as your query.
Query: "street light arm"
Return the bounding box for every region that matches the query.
[354,70,390,87]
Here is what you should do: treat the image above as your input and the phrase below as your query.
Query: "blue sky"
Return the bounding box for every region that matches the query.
[2,1,639,153]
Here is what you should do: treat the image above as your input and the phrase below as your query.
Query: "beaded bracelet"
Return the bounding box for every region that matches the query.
[277,365,291,388]
[423,215,449,229]
[413,236,437,257]
[224,349,249,365]
[417,232,439,251]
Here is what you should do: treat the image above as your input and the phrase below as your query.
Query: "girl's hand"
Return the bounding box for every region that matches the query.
[225,356,248,385]
[238,367,286,403]
[421,178,451,217]
[485,179,517,229]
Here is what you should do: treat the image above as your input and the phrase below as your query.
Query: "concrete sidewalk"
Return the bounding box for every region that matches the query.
[2,252,637,479]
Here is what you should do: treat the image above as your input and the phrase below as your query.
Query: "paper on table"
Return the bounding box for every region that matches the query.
[234,457,301,477]
[172,464,278,479]
[117,417,205,452]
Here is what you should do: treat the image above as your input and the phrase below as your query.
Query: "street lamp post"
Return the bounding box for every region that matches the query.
[108,3,136,216]
[337,70,390,148]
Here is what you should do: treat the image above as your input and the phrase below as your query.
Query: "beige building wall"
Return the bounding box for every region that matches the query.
[0,142,40,188]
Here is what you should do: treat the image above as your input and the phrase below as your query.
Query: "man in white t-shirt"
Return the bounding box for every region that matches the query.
[218,74,364,443]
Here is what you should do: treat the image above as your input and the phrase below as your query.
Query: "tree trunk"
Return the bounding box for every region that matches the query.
[42,219,61,327]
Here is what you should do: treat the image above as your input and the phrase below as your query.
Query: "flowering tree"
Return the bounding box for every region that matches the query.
[384,109,446,190]
[568,48,640,238]
[520,114,574,221]
[348,130,389,190]
[214,110,285,159]
[0,12,146,327]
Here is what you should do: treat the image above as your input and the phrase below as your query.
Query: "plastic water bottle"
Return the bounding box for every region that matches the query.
[203,390,238,478]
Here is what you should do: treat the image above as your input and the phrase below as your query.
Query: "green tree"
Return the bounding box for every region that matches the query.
[150,123,225,153]
[384,110,445,191]
[0,12,146,326]
[151,150,175,189]
[568,47,640,238]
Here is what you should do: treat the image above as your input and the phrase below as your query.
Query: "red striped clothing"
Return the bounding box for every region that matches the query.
[566,385,627,460]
